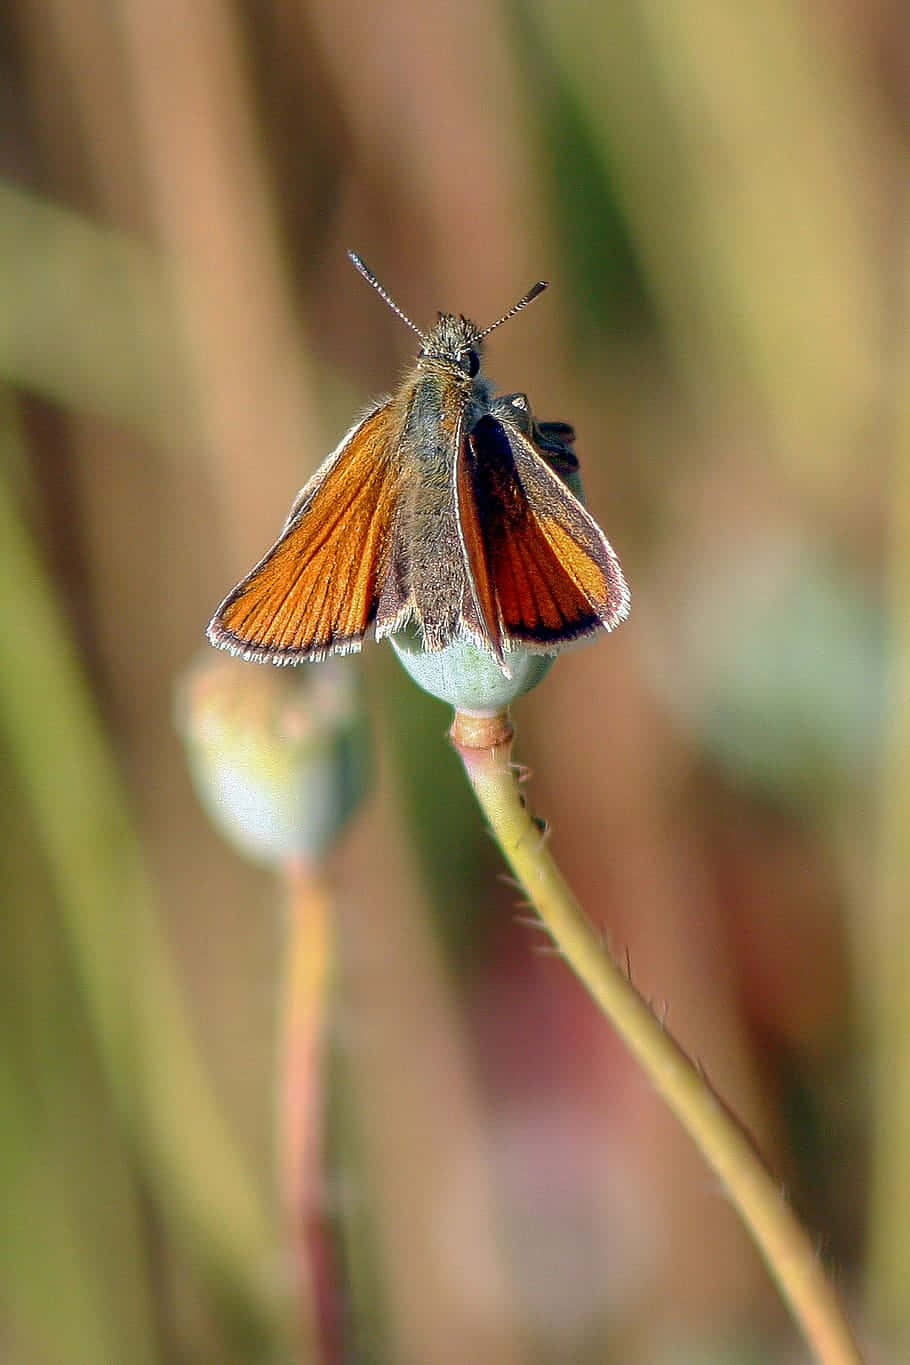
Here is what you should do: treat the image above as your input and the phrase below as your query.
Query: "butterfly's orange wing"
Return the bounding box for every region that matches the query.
[457,414,628,651]
[207,404,404,663]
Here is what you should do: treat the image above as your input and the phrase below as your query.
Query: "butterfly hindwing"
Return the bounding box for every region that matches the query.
[458,412,629,651]
[207,404,404,663]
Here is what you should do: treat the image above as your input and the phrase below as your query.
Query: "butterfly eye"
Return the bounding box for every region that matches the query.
[460,349,480,377]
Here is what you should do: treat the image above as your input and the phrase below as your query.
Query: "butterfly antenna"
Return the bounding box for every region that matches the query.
[348,251,424,339]
[477,280,549,340]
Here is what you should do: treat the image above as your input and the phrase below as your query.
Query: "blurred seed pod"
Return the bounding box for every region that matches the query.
[177,653,369,866]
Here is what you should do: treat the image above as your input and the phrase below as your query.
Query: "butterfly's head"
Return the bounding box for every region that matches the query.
[418,314,485,380]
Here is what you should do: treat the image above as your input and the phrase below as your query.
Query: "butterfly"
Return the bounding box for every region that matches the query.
[207,252,629,677]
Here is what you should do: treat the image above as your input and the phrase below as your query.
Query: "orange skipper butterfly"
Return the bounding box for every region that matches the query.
[207,253,629,676]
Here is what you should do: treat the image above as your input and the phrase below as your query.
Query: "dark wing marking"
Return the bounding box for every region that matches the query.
[458,413,628,651]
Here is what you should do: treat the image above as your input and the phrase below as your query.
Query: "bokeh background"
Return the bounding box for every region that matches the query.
[1,1,908,1362]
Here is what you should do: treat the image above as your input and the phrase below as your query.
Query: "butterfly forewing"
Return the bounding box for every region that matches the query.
[207,404,404,663]
[459,414,628,650]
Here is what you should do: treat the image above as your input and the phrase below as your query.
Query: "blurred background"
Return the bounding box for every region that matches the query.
[1,1,908,1362]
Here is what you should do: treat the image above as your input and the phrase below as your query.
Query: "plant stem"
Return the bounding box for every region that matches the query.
[451,709,864,1365]
[864,200,910,1347]
[279,860,341,1364]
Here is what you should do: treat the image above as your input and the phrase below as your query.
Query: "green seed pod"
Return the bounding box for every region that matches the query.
[389,626,554,711]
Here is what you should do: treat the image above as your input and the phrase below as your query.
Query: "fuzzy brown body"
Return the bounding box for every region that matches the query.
[376,348,490,650]
[207,303,630,674]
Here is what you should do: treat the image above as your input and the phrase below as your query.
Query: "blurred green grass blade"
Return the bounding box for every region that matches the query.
[512,6,653,346]
[0,396,289,1357]
[0,181,186,439]
[0,889,161,1365]
[526,0,882,491]
[0,1057,132,1365]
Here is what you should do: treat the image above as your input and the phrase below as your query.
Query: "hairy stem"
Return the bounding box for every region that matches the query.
[451,709,863,1365]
